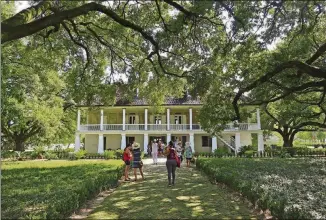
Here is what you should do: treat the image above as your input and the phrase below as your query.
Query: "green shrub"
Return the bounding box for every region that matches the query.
[196,158,326,219]
[213,147,229,157]
[75,150,87,160]
[44,152,58,160]
[115,149,124,160]
[2,160,124,219]
[238,145,254,156]
[104,150,116,159]
[244,150,254,158]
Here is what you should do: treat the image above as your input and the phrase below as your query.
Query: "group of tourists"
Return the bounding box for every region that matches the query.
[123,139,193,187]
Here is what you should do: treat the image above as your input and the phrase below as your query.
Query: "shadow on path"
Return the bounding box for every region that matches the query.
[87,159,261,219]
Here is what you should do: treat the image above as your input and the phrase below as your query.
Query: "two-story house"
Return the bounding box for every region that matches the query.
[74,95,264,154]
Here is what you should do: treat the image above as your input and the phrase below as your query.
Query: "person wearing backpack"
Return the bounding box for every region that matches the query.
[123,143,132,181]
[164,141,178,187]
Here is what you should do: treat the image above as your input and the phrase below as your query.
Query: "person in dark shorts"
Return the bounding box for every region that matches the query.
[164,141,177,187]
[123,143,132,181]
[132,143,144,181]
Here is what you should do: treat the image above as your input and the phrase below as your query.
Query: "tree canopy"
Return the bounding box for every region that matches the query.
[2,1,326,148]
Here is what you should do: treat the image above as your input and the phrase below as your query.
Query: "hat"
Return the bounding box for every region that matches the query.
[132,142,140,149]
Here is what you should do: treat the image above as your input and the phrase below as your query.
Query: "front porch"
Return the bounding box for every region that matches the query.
[76,131,265,154]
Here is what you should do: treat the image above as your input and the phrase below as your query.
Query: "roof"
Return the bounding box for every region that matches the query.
[115,95,202,106]
[77,94,202,107]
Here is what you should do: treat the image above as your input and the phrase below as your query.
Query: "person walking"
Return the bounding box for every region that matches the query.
[176,141,183,164]
[152,140,158,165]
[123,143,132,181]
[164,141,177,187]
[147,141,152,157]
[185,142,193,168]
[131,143,144,181]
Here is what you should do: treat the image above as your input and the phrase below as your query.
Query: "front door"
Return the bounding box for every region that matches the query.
[182,136,187,147]
[103,137,107,151]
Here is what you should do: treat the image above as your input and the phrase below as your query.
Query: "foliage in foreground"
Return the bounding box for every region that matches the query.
[1,160,124,219]
[196,158,326,219]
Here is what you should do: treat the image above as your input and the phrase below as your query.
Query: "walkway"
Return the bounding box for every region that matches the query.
[86,158,261,219]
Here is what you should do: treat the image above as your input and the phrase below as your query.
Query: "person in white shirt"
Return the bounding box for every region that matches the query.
[175,142,183,163]
[152,140,158,165]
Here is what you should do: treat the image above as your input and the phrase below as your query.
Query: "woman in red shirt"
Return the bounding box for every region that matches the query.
[123,143,132,181]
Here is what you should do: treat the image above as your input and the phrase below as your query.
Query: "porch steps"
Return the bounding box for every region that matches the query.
[217,136,236,152]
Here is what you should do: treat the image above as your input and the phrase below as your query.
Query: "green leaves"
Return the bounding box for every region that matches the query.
[1,160,124,219]
[197,158,326,219]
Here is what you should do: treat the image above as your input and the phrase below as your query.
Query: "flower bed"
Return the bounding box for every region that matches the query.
[2,160,124,219]
[196,158,326,219]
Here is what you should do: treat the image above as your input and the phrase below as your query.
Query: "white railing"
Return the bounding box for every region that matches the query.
[224,123,260,131]
[170,124,190,131]
[147,124,167,131]
[125,124,145,130]
[78,123,259,131]
[80,124,101,131]
[103,124,123,130]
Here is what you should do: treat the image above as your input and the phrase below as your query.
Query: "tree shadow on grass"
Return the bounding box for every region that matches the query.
[87,163,262,219]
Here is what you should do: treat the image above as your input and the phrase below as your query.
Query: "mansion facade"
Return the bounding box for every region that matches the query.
[74,96,265,154]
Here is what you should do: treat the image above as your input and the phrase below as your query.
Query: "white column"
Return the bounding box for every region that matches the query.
[258,132,264,153]
[77,109,81,131]
[256,108,261,129]
[189,133,195,152]
[98,134,104,154]
[189,108,193,130]
[121,134,126,150]
[144,134,149,154]
[212,137,217,152]
[145,108,148,131]
[100,109,104,131]
[167,108,170,130]
[167,133,171,143]
[74,133,80,152]
[235,133,241,154]
[122,108,126,131]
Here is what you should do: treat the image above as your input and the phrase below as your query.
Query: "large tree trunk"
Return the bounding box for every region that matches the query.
[282,136,293,147]
[14,138,25,151]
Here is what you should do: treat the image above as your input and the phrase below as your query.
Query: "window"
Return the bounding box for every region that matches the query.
[202,136,212,147]
[154,115,161,124]
[174,115,182,124]
[126,136,135,145]
[129,114,136,124]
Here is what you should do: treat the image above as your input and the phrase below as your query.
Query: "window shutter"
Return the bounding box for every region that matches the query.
[182,115,186,125]
[150,115,154,124]
[161,115,166,124]
[135,115,139,124]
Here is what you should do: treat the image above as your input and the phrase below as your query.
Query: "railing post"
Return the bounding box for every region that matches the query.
[258,132,264,153]
[189,133,195,152]
[100,109,104,131]
[77,109,80,131]
[122,108,126,131]
[74,133,80,152]
[98,134,104,153]
[167,108,170,131]
[145,108,148,131]
[235,133,241,154]
[189,108,193,131]
[212,137,217,153]
[256,108,261,129]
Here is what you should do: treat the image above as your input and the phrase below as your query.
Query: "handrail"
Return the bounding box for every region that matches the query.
[79,123,259,131]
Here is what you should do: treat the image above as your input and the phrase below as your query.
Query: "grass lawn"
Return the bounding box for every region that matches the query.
[87,163,260,219]
[196,158,326,219]
[2,159,124,219]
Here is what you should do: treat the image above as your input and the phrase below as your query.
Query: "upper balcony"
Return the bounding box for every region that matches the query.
[78,123,260,132]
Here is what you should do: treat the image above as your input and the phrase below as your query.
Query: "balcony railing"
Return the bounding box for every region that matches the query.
[79,123,260,132]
